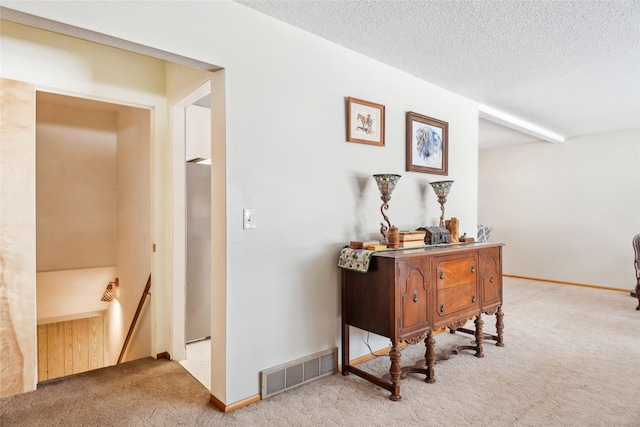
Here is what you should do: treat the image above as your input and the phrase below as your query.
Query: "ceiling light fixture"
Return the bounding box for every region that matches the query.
[479,104,565,144]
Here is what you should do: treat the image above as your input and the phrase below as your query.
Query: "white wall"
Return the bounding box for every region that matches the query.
[2,1,480,405]
[186,105,211,161]
[479,128,640,289]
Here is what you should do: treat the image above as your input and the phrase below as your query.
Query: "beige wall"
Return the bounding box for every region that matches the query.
[36,267,115,324]
[0,78,37,397]
[36,96,118,271]
[113,107,152,363]
[479,128,640,289]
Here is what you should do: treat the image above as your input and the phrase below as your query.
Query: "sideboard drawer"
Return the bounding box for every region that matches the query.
[434,255,476,290]
[436,282,478,318]
[433,254,479,323]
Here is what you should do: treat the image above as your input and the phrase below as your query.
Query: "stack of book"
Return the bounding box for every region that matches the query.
[398,231,426,248]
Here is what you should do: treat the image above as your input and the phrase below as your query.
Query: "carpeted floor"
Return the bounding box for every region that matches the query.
[1,278,639,426]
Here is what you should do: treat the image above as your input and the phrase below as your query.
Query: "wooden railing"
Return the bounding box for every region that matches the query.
[118,274,151,364]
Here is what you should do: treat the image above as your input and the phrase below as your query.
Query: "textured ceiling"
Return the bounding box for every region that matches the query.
[236,0,640,147]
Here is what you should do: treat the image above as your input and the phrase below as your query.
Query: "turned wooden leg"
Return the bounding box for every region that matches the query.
[388,345,402,401]
[425,332,436,383]
[474,315,484,358]
[495,305,505,347]
[635,280,640,311]
[341,322,350,376]
[341,270,350,375]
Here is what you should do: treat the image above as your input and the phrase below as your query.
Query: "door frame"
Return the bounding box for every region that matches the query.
[33,87,154,374]
[170,80,211,361]
[171,70,226,402]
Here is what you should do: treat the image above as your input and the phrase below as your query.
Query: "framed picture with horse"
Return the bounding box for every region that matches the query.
[406,111,448,175]
[346,97,385,146]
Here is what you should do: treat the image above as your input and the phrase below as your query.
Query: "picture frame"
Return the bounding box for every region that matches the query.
[406,112,448,175]
[347,97,385,146]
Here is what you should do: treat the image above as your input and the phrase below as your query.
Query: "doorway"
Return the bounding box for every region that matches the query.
[172,82,212,390]
[0,20,226,397]
[34,91,152,381]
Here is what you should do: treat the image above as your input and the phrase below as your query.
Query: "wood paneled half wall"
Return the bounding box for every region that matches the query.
[37,315,109,382]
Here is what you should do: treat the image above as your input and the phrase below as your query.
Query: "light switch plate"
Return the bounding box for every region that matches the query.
[243,208,256,229]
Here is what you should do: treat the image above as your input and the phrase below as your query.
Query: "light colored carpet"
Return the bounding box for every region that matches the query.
[1,278,639,426]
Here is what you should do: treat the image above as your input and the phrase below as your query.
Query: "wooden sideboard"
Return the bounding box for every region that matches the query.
[341,242,504,400]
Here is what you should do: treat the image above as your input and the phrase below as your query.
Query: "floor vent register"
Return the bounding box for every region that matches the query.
[260,347,337,399]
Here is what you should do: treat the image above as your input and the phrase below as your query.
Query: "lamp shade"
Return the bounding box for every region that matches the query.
[100,278,119,302]
[373,174,401,195]
[100,283,114,302]
[430,180,454,198]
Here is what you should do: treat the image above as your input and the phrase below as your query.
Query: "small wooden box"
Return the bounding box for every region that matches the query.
[417,226,450,245]
[350,240,380,249]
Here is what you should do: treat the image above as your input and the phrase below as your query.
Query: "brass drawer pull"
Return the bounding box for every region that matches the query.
[471,265,475,273]
[440,302,444,312]
[439,271,444,279]
[490,274,494,283]
[413,291,418,303]
[471,294,476,303]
